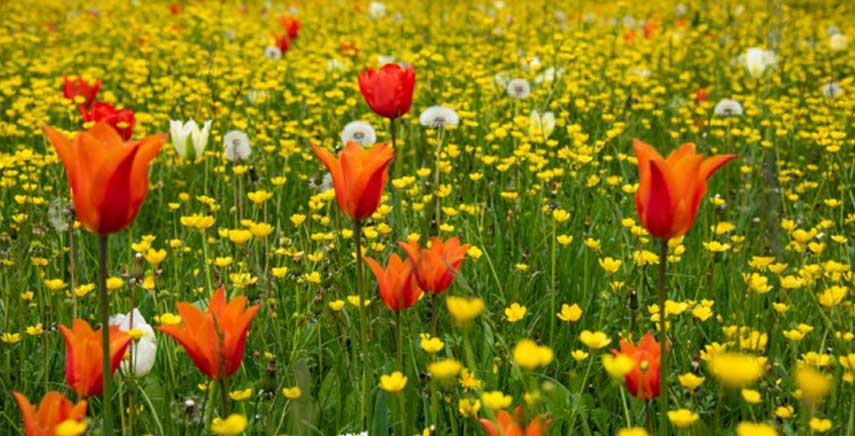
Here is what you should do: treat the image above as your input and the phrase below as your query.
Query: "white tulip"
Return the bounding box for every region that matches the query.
[170,119,212,160]
[109,308,156,377]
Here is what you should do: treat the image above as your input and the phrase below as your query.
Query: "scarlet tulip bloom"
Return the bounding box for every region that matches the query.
[274,33,290,53]
[278,15,300,39]
[358,63,415,119]
[12,391,88,436]
[479,407,549,436]
[633,139,735,240]
[399,236,469,295]
[158,286,261,380]
[364,253,423,311]
[612,331,661,400]
[311,141,394,221]
[62,76,100,109]
[43,123,165,235]
[59,319,132,397]
[79,102,136,140]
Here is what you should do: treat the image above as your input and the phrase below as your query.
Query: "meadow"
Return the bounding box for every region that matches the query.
[0,0,854,435]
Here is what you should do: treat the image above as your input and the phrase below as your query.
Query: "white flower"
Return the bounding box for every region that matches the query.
[378,55,397,65]
[740,47,777,79]
[327,58,346,72]
[822,82,843,98]
[713,99,744,116]
[631,68,652,79]
[336,432,368,436]
[529,110,556,140]
[341,121,377,146]
[534,67,563,84]
[170,119,212,159]
[419,106,459,129]
[264,46,282,60]
[109,308,156,377]
[223,130,252,162]
[675,3,688,16]
[368,1,386,19]
[830,34,848,51]
[506,78,531,99]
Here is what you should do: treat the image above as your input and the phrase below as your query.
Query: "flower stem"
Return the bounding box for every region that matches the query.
[220,377,228,415]
[98,234,114,436]
[353,218,369,429]
[657,239,669,436]
[395,310,403,371]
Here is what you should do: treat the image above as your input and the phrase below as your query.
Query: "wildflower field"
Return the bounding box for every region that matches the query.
[1,0,854,435]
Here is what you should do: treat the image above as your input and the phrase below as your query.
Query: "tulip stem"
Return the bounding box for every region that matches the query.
[657,239,669,436]
[353,218,369,429]
[395,310,403,371]
[98,234,114,436]
[220,377,228,415]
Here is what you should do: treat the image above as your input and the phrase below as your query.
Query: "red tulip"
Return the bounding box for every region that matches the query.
[311,141,394,221]
[398,236,469,295]
[479,406,549,436]
[274,33,290,53]
[62,76,100,109]
[158,286,261,380]
[693,87,709,104]
[612,331,661,400]
[43,123,164,235]
[79,102,136,140]
[278,15,300,39]
[633,139,735,240]
[12,391,87,436]
[364,253,423,311]
[59,319,132,397]
[358,63,415,119]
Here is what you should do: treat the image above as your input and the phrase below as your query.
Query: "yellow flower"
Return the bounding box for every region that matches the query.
[557,303,583,322]
[328,300,345,311]
[228,229,253,245]
[158,313,182,325]
[25,323,44,336]
[73,284,95,297]
[775,405,794,419]
[736,422,778,436]
[466,246,483,259]
[504,303,526,322]
[305,272,322,284]
[379,372,408,393]
[290,214,306,226]
[571,350,589,362]
[809,418,832,433]
[282,386,302,400]
[446,296,484,325]
[708,353,765,389]
[144,248,167,266]
[794,366,831,402]
[247,190,273,204]
[459,368,484,390]
[480,390,512,410]
[55,419,87,436]
[228,388,252,401]
[1,333,21,345]
[44,279,67,291]
[552,209,570,222]
[512,339,554,370]
[602,353,635,379]
[428,359,462,380]
[346,295,370,307]
[579,330,611,349]
[458,398,481,418]
[678,373,705,392]
[210,414,248,435]
[419,334,444,353]
[598,257,622,274]
[556,234,574,245]
[741,388,761,404]
[616,428,650,436]
[106,277,124,292]
[667,409,699,428]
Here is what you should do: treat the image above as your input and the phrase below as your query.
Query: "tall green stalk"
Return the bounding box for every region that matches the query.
[353,219,369,429]
[657,239,669,436]
[97,235,114,436]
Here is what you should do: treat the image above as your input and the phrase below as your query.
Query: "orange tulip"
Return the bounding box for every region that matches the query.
[59,318,132,397]
[364,253,423,311]
[12,391,87,436]
[398,236,469,295]
[311,141,394,221]
[612,331,662,400]
[43,122,165,235]
[633,139,735,240]
[479,407,549,436]
[158,286,261,380]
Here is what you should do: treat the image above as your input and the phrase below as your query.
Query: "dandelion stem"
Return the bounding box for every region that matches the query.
[98,234,114,436]
[657,239,669,436]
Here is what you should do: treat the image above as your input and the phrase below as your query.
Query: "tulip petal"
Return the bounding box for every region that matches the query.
[12,391,37,436]
[641,158,675,238]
